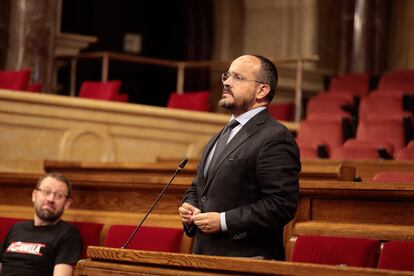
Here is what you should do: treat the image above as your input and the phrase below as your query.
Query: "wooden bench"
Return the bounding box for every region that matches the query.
[286,180,414,259]
[44,159,356,181]
[302,159,414,181]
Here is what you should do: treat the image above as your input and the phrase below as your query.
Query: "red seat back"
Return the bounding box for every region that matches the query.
[167,91,210,112]
[79,80,121,101]
[104,225,183,253]
[378,240,414,271]
[0,217,27,243]
[267,102,294,121]
[297,120,344,156]
[0,69,31,91]
[331,147,380,160]
[329,73,370,97]
[291,235,380,267]
[357,119,406,153]
[71,221,104,259]
[26,83,43,92]
[378,70,414,92]
[396,148,414,160]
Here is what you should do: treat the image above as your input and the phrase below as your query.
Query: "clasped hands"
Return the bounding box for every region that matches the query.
[178,203,220,233]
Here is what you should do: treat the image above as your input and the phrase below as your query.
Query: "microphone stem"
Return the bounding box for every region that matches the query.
[122,167,183,249]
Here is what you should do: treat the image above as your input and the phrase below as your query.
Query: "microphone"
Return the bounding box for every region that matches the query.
[122,158,188,249]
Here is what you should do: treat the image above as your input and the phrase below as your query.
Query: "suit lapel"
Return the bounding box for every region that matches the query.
[202,109,269,195]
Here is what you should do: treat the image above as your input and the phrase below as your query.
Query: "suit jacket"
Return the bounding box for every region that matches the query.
[182,109,301,260]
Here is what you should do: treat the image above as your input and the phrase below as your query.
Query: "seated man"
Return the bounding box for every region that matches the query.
[0,173,82,276]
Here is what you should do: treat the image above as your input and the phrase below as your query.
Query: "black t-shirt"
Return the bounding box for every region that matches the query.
[0,220,82,276]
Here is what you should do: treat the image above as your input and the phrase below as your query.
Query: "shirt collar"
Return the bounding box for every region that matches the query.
[230,106,266,126]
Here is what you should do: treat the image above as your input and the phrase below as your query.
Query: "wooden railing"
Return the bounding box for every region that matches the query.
[56,51,320,121]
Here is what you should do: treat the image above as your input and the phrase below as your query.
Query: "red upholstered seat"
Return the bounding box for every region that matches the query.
[26,83,43,92]
[343,139,395,158]
[306,94,353,117]
[291,235,380,268]
[378,70,414,92]
[104,225,183,253]
[378,240,414,271]
[0,69,31,91]
[372,171,414,183]
[329,73,371,97]
[356,118,406,154]
[267,102,294,121]
[167,91,211,112]
[359,95,406,121]
[71,221,104,259]
[396,148,414,160]
[297,120,345,157]
[0,217,26,243]
[79,80,121,101]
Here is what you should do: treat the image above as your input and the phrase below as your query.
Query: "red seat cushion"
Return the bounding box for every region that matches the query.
[291,235,380,267]
[167,91,210,112]
[104,225,183,253]
[79,80,121,101]
[378,240,414,271]
[0,69,31,91]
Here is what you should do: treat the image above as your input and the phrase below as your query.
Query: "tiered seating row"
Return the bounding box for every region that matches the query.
[298,70,414,160]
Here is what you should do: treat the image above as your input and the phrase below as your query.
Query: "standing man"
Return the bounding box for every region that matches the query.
[179,55,300,260]
[0,173,82,276]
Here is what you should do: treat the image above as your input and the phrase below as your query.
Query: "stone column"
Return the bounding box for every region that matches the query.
[5,0,56,91]
[340,0,389,73]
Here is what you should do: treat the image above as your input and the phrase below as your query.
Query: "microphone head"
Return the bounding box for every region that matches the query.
[178,158,188,169]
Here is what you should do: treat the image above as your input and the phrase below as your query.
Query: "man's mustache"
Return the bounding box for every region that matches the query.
[223,86,233,96]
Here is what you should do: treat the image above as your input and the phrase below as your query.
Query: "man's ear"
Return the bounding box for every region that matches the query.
[256,84,270,100]
[64,198,72,210]
[32,189,36,203]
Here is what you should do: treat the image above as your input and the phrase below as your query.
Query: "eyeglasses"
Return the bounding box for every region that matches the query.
[221,72,265,84]
[36,188,68,200]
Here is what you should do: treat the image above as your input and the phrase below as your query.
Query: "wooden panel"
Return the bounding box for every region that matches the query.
[0,172,190,214]
[311,199,414,224]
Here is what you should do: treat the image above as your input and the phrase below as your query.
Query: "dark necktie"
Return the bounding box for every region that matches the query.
[207,119,239,175]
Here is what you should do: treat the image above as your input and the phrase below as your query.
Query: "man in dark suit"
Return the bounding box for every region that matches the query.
[179,54,300,260]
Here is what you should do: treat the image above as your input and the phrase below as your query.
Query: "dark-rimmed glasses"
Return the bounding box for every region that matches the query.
[221,72,265,84]
[35,188,68,200]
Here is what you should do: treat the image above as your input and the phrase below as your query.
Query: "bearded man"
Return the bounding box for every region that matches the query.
[0,173,82,276]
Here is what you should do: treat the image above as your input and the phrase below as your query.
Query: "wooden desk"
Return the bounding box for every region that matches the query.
[44,159,356,181]
[75,246,413,276]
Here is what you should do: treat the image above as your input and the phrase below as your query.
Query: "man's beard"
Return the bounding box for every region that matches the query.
[218,87,236,110]
[35,205,64,223]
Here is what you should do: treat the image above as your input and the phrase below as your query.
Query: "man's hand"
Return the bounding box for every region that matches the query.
[178,203,201,224]
[192,212,221,233]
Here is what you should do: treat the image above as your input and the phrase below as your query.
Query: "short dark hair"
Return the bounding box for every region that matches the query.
[36,173,72,198]
[252,54,278,103]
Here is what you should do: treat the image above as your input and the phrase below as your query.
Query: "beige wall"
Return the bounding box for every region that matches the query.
[0,90,298,173]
